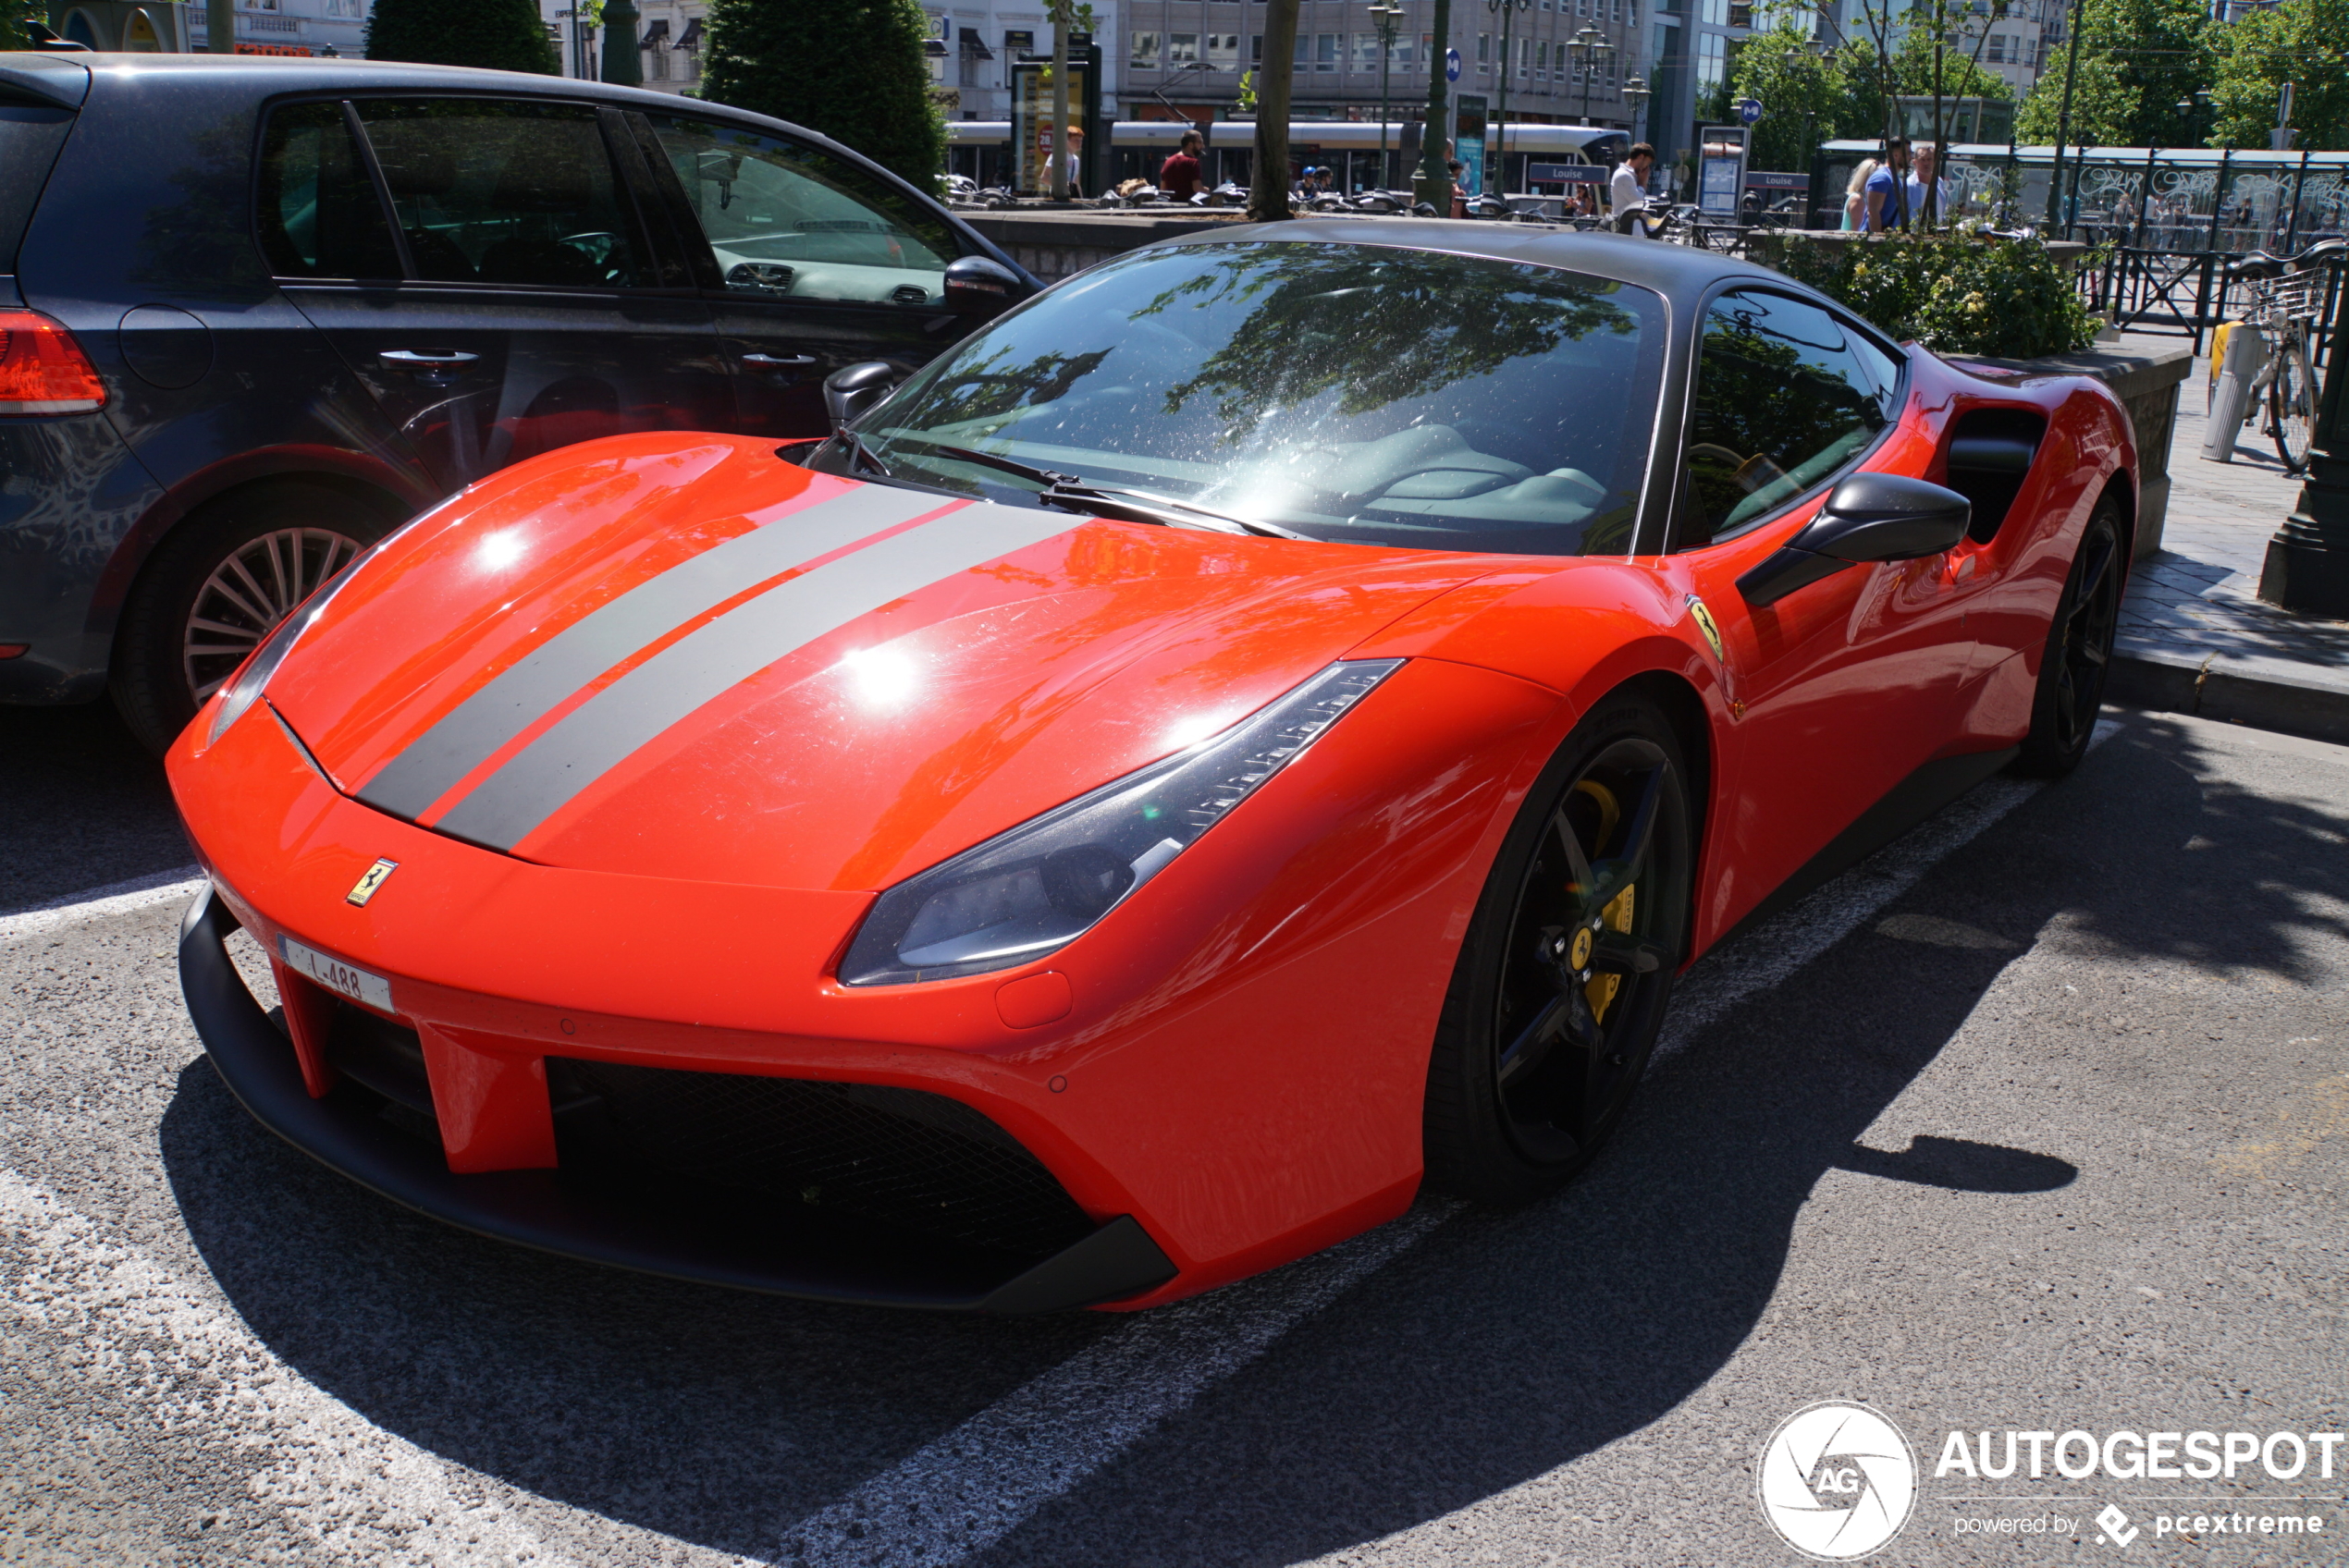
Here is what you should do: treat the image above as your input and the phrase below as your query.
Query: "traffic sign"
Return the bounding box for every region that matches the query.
[1445,48,1461,82]
[1737,97,1763,125]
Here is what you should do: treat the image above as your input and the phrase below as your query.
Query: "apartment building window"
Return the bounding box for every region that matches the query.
[1207,32,1239,67]
[1250,33,1262,61]
[1536,38,1548,78]
[1353,31,1379,70]
[1130,31,1160,67]
[1170,31,1199,62]
[1697,29,1726,87]
[1477,31,1491,67]
[1985,32,2003,60]
[1315,31,1339,69]
[1420,31,1433,67]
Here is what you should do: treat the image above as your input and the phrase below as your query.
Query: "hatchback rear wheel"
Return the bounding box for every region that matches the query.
[111,481,403,755]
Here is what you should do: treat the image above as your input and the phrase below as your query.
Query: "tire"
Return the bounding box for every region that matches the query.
[110,481,404,756]
[2270,339,2316,474]
[1422,692,1695,1206]
[2013,497,2124,779]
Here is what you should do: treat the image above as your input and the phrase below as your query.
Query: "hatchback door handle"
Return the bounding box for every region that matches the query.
[742,353,818,370]
[378,349,480,370]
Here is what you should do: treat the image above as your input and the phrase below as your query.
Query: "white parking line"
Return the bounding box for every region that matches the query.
[0,1169,756,1568]
[777,722,2121,1566]
[0,866,203,944]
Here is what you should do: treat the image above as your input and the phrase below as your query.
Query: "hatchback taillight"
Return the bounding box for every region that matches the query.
[0,311,106,415]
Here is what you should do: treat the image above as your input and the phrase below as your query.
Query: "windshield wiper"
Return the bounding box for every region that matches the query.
[842,431,892,479]
[903,440,1311,541]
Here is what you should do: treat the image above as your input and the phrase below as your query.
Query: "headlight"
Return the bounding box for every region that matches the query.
[838,659,1405,986]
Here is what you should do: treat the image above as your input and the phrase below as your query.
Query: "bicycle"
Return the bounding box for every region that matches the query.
[2210,240,2341,474]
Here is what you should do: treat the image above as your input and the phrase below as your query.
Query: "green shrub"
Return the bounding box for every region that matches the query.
[702,0,946,194]
[1772,229,2106,359]
[366,0,557,73]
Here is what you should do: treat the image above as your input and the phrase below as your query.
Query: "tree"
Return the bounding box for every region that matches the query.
[702,0,946,192]
[1726,22,1852,171]
[2205,0,2349,151]
[1248,0,1300,221]
[2012,0,2211,145]
[365,0,556,73]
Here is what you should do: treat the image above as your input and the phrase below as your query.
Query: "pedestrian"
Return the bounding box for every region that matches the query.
[1046,124,1085,199]
[1447,159,1469,218]
[1905,141,1951,227]
[1861,138,1912,232]
[1160,128,1204,201]
[1610,141,1655,225]
[1842,157,1879,229]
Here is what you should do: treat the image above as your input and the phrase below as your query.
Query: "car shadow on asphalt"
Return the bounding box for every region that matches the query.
[0,701,189,915]
[154,713,2347,1564]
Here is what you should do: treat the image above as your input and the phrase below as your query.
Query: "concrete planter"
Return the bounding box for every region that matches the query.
[959,211,1254,283]
[1941,342,2193,560]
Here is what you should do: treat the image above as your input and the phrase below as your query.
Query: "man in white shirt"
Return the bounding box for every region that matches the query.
[1905,141,1953,227]
[1610,141,1656,231]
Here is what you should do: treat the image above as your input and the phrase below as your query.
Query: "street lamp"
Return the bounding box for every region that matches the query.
[1564,25,1613,128]
[1485,0,1530,197]
[1369,0,1405,190]
[1622,73,1650,146]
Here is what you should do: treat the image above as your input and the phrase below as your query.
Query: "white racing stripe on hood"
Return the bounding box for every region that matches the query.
[431,500,1080,853]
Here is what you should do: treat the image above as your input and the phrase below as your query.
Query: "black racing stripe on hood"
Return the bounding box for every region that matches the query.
[355,484,949,822]
[428,501,1082,854]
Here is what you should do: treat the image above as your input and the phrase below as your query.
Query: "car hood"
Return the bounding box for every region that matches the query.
[266,435,1506,892]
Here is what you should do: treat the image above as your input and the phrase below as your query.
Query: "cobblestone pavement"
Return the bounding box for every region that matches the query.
[2112,331,2349,740]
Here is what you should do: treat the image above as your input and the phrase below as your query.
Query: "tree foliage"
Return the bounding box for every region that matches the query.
[2206,0,2349,151]
[702,0,946,192]
[2013,0,2211,145]
[1729,17,2011,169]
[364,0,556,73]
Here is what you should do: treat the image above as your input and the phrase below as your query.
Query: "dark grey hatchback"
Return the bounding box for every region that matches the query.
[0,52,1036,751]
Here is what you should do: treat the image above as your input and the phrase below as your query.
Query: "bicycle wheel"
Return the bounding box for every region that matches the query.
[2271,338,2316,473]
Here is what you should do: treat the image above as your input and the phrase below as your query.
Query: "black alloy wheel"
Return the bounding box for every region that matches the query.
[1424,693,1693,1204]
[2014,498,2124,778]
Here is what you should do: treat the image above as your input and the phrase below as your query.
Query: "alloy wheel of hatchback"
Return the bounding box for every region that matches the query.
[182,527,364,704]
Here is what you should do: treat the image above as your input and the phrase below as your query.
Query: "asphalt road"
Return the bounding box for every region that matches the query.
[2,698,2343,1567]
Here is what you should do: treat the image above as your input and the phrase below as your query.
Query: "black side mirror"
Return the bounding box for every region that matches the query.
[823,361,900,435]
[1734,472,1971,607]
[941,255,1030,317]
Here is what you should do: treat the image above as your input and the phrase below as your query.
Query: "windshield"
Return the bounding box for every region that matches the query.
[830,241,1666,557]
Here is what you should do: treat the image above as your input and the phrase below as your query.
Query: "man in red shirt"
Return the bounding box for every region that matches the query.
[1160,128,1205,200]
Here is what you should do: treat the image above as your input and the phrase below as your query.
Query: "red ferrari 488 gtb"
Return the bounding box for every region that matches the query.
[172,223,2134,1313]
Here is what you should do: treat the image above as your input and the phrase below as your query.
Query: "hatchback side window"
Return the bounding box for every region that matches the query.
[351,100,648,288]
[1678,289,1900,546]
[644,115,958,306]
[255,101,401,280]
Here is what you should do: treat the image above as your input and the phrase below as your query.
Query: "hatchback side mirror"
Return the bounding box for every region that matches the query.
[1734,472,1972,607]
[942,255,1030,317]
[824,361,900,434]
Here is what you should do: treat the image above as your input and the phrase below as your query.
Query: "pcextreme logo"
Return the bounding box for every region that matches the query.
[1757,1402,1920,1560]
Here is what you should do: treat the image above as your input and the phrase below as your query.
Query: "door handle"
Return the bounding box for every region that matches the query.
[742,353,818,370]
[378,349,480,372]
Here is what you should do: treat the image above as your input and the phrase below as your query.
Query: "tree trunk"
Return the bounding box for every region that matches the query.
[1249,0,1300,222]
[1412,0,1453,211]
[1052,4,1073,201]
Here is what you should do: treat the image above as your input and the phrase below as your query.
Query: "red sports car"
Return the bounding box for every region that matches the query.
[171,224,2134,1313]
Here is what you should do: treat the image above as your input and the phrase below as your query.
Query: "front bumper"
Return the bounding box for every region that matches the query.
[178,883,1178,1313]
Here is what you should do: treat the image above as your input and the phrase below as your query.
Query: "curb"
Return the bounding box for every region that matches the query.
[2109,643,2349,748]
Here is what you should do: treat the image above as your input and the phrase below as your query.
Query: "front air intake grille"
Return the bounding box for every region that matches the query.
[546,1059,1094,1264]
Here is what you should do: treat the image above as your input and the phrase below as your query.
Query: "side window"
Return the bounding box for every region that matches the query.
[351,100,648,288]
[645,115,958,306]
[255,101,400,280]
[1679,289,1900,547]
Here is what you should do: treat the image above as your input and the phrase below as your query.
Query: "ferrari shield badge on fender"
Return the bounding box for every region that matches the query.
[1685,594,1725,664]
[346,859,399,907]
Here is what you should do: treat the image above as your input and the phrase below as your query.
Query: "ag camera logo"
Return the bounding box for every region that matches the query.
[1758,1402,1919,1560]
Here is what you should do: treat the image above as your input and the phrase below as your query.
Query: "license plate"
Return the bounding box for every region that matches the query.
[278,935,394,1012]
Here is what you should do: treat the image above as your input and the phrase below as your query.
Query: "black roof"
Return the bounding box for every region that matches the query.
[1154,216,1790,305]
[1,51,780,126]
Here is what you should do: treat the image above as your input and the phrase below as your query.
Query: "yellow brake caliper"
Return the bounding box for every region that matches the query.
[1568,778,1635,1023]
